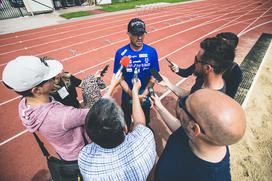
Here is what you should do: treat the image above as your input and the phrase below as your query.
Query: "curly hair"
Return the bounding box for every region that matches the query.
[216,32,239,49]
[200,37,235,74]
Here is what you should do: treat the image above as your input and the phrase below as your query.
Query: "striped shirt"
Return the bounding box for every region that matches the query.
[78,125,156,181]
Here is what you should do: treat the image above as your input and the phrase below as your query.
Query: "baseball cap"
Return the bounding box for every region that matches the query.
[128,18,147,35]
[2,56,63,92]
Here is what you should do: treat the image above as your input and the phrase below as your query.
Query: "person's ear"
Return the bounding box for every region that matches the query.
[31,87,41,95]
[188,122,201,137]
[206,64,214,72]
[192,123,202,136]
[202,64,213,74]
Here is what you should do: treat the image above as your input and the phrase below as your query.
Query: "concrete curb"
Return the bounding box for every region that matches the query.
[0,0,202,35]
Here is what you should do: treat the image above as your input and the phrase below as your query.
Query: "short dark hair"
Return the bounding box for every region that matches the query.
[200,37,235,74]
[5,79,50,97]
[3,78,34,97]
[216,32,239,49]
[85,98,125,148]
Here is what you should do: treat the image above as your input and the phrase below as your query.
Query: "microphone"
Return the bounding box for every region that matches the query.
[115,56,130,77]
[133,67,138,81]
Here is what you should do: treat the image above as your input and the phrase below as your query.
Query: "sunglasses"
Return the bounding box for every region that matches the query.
[178,96,206,134]
[194,56,217,69]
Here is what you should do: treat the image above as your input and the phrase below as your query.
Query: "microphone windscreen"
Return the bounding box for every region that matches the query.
[120,56,130,67]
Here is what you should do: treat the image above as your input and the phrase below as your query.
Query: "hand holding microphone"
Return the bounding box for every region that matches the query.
[133,67,139,81]
[115,56,130,77]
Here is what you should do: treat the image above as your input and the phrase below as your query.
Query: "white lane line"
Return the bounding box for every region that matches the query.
[0,1,213,42]
[238,6,272,36]
[0,1,231,57]
[0,9,155,42]
[0,12,203,57]
[73,58,113,76]
[0,3,205,47]
[238,20,272,37]
[0,11,166,48]
[0,0,268,147]
[0,130,28,146]
[214,0,271,31]
[0,96,22,106]
[0,0,263,104]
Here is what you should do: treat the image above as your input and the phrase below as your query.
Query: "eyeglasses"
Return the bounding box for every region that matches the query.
[194,56,216,69]
[178,96,206,134]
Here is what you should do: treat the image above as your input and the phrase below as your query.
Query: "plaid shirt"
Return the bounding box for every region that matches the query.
[78,125,156,181]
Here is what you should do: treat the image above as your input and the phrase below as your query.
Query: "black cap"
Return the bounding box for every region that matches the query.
[128,18,146,35]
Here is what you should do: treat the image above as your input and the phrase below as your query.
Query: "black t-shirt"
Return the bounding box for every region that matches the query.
[223,63,242,98]
[51,75,81,108]
[155,128,231,181]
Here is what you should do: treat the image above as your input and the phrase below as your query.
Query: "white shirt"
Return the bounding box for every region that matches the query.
[78,125,156,181]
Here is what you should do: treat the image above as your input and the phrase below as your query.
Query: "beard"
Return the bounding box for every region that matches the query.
[193,69,203,77]
[130,40,143,50]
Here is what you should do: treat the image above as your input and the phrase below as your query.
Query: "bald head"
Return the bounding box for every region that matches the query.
[186,89,246,146]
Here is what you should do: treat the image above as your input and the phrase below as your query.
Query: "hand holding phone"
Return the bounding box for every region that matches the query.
[166,58,179,73]
[165,58,174,66]
[100,64,110,77]
[133,68,139,81]
[150,69,163,82]
[148,87,155,96]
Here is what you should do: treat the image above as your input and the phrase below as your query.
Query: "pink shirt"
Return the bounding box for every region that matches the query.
[19,97,89,161]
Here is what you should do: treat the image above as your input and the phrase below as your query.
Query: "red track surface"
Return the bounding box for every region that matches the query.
[0,0,271,180]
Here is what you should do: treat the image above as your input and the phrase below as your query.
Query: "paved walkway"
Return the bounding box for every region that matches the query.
[0,5,101,35]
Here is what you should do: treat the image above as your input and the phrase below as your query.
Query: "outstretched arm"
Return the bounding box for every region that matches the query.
[151,94,181,132]
[139,76,156,100]
[104,73,122,97]
[120,80,132,97]
[157,75,189,98]
[167,58,194,77]
[132,79,146,129]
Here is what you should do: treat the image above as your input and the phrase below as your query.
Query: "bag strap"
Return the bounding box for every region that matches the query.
[83,133,88,146]
[33,132,50,158]
[33,132,88,157]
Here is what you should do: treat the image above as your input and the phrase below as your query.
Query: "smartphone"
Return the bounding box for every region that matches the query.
[133,68,138,81]
[165,58,174,66]
[150,69,163,82]
[148,87,155,96]
[100,64,110,77]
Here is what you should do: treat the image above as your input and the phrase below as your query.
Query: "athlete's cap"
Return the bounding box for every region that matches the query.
[2,56,63,92]
[128,18,147,35]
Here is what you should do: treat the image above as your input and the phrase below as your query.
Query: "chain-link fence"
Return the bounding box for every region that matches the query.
[0,0,29,19]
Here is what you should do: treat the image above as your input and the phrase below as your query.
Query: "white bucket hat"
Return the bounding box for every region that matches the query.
[2,56,63,92]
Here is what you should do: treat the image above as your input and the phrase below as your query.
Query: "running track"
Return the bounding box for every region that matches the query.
[0,0,271,180]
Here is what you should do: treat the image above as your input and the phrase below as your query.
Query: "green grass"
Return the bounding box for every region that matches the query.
[101,0,190,12]
[60,11,92,19]
[60,0,190,19]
